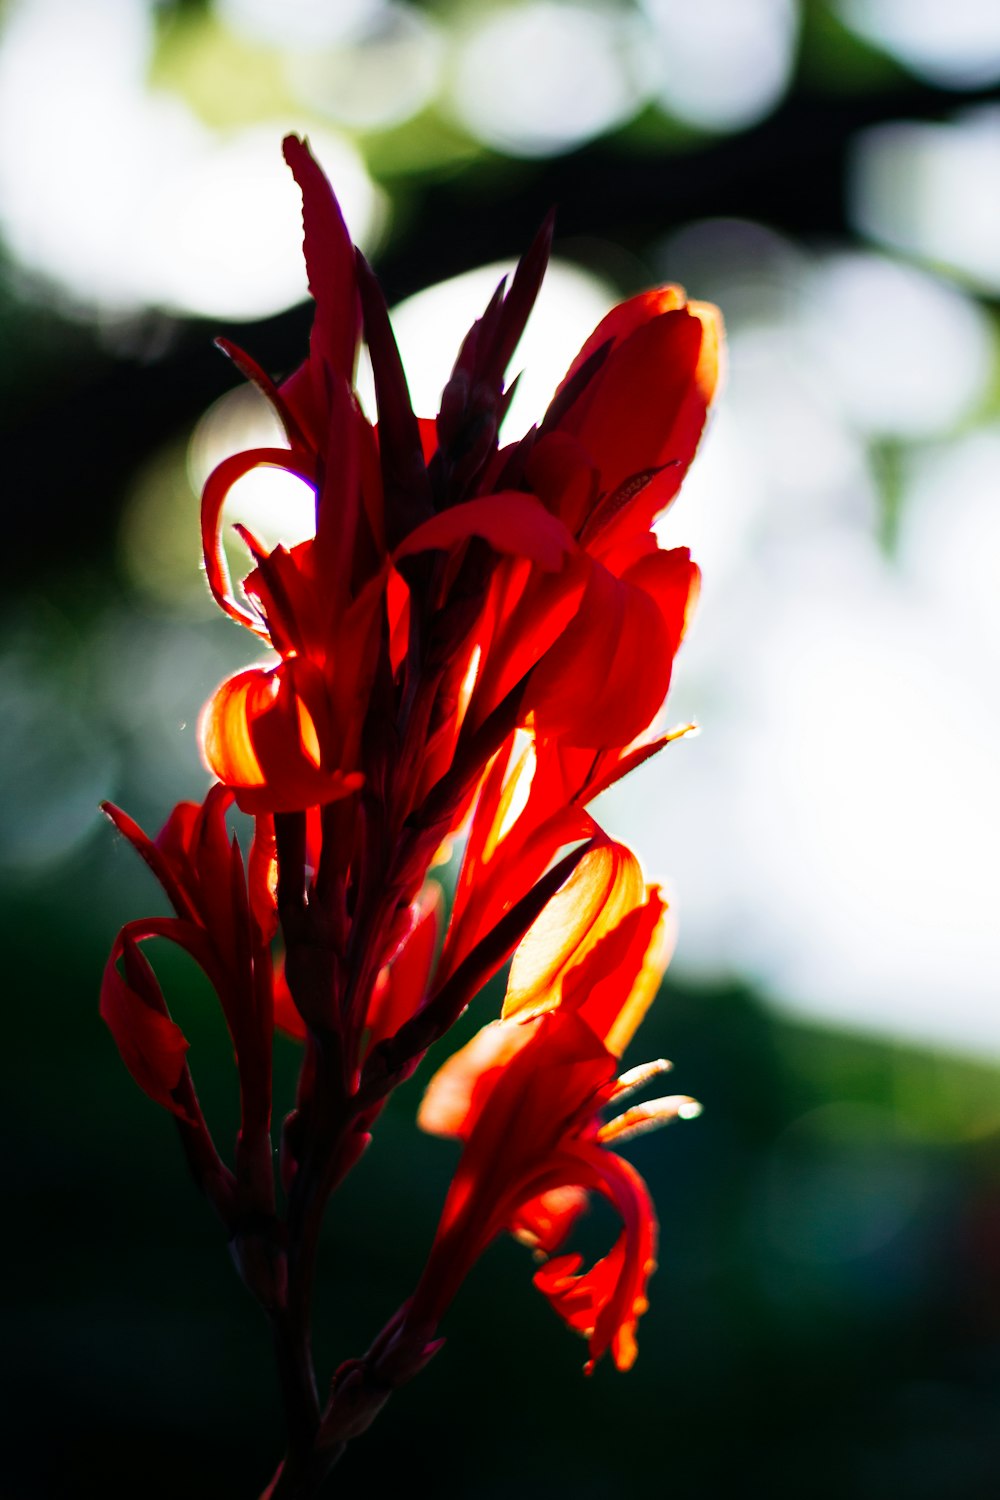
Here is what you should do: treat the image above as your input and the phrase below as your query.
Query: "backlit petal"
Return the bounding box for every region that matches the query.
[201,447,314,635]
[200,665,363,814]
[503,840,645,1022]
[100,931,193,1122]
[394,491,575,572]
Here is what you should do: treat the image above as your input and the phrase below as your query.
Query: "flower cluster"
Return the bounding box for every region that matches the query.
[101,135,720,1490]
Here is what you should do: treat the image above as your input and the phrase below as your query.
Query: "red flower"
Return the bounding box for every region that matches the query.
[462,287,719,751]
[409,845,698,1372]
[99,132,721,1481]
[196,136,719,821]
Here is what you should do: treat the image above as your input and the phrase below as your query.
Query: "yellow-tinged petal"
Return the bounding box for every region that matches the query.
[588,895,675,1059]
[689,297,725,413]
[503,840,646,1022]
[480,732,536,866]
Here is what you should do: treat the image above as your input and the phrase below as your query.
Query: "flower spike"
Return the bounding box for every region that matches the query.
[100,131,722,1490]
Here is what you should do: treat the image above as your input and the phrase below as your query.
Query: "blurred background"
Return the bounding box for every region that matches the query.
[4,0,1000,1494]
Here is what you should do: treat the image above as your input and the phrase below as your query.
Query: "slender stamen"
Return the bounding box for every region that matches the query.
[597,1094,702,1146]
[608,1058,672,1102]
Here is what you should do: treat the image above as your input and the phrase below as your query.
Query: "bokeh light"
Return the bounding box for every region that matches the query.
[446,2,644,157]
[0,641,116,873]
[217,0,385,49]
[286,5,444,132]
[837,0,1000,89]
[0,0,381,318]
[643,0,799,133]
[850,108,1000,295]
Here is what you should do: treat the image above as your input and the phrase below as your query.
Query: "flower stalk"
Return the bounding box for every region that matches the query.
[100,133,722,1496]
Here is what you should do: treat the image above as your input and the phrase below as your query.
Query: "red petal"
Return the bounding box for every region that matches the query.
[394,492,575,572]
[553,299,722,538]
[215,336,307,450]
[532,1144,658,1373]
[248,814,279,942]
[557,286,688,387]
[418,1016,534,1140]
[100,935,193,1121]
[525,569,646,747]
[511,1184,590,1255]
[199,664,363,815]
[503,840,646,1024]
[272,955,307,1042]
[282,134,360,388]
[366,884,442,1051]
[562,890,672,1057]
[466,551,589,733]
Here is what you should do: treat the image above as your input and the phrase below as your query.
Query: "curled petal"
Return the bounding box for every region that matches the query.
[511,1184,590,1255]
[215,337,307,450]
[100,931,193,1122]
[531,1144,657,1373]
[101,801,197,924]
[414,1011,660,1372]
[200,664,363,815]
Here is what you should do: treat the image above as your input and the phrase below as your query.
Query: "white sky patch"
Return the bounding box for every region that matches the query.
[142,125,381,321]
[898,427,1000,667]
[601,528,1000,1061]
[657,321,879,569]
[656,218,810,333]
